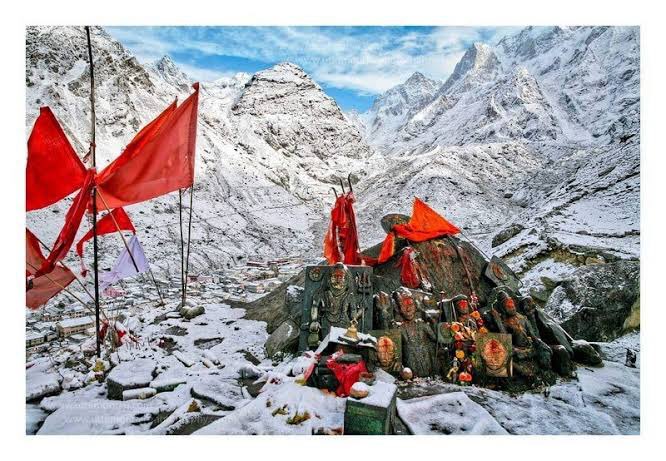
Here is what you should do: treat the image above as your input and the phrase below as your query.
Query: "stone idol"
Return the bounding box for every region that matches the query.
[299,263,373,351]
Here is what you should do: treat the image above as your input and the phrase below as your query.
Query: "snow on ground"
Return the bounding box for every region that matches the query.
[196,381,346,435]
[395,332,640,435]
[398,391,507,435]
[26,279,640,435]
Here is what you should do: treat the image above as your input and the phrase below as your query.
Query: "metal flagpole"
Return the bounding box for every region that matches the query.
[96,190,165,305]
[85,26,101,358]
[183,185,194,306]
[178,189,185,306]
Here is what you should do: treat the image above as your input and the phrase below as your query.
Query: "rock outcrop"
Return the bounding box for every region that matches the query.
[544,260,639,341]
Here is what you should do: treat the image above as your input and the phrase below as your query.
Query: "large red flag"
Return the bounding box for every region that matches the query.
[26,107,87,211]
[26,229,76,310]
[76,208,135,258]
[35,170,95,277]
[95,83,199,209]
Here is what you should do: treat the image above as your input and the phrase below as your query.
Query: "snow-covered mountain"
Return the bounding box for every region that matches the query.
[26,26,639,299]
[26,26,372,278]
[354,26,639,294]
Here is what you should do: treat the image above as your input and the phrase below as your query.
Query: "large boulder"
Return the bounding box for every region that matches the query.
[365,235,497,306]
[106,358,156,400]
[241,273,305,334]
[265,318,300,357]
[544,260,639,341]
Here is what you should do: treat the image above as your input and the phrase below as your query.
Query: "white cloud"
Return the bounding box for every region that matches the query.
[107,26,525,95]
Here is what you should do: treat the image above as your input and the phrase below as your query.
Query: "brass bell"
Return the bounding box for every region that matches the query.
[345,318,359,341]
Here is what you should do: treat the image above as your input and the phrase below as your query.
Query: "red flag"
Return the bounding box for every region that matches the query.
[35,170,95,277]
[95,83,199,209]
[26,229,76,310]
[76,208,135,258]
[26,107,86,211]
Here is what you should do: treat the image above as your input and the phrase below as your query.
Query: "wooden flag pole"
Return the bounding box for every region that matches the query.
[85,26,102,359]
[96,190,165,305]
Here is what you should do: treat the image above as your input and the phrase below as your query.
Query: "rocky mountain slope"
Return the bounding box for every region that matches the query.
[353,26,639,336]
[26,26,372,279]
[26,26,640,337]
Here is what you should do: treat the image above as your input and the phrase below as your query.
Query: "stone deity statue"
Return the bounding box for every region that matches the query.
[309,263,358,346]
[395,288,437,378]
[489,290,552,377]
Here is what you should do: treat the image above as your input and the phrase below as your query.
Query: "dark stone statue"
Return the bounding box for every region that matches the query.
[309,263,359,347]
[394,288,437,378]
[489,289,552,377]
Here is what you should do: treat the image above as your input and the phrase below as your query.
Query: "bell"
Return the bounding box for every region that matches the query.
[344,319,359,341]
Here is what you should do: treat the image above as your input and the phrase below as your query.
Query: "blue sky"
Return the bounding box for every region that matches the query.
[107,26,521,112]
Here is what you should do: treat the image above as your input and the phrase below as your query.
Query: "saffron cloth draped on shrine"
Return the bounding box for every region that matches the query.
[370,198,460,265]
[26,107,87,211]
[323,192,361,265]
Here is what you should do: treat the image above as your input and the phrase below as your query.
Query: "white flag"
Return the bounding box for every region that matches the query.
[100,235,149,292]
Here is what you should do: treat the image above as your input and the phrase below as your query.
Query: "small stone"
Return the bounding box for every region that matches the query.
[551,345,574,377]
[400,368,413,380]
[122,387,156,401]
[349,382,370,399]
[179,304,205,319]
[572,339,603,366]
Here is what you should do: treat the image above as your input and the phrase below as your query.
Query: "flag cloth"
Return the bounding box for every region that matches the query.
[392,197,460,242]
[26,229,76,309]
[27,107,87,211]
[94,83,199,209]
[76,208,135,258]
[365,198,460,265]
[323,192,360,265]
[35,169,95,277]
[100,235,149,291]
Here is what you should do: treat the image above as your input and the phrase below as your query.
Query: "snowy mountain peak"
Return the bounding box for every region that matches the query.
[442,42,500,91]
[153,56,184,78]
[404,71,429,85]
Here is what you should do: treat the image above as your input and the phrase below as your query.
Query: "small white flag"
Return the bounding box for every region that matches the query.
[100,235,149,292]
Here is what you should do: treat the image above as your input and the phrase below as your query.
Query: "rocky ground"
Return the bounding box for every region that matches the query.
[26,281,640,435]
[25,25,641,435]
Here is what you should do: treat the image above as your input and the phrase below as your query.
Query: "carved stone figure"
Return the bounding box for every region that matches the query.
[518,295,541,339]
[373,291,395,330]
[395,289,437,377]
[489,290,552,377]
[310,263,358,345]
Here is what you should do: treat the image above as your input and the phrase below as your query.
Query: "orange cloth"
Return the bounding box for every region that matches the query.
[369,198,460,265]
[323,192,360,265]
[393,198,460,242]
